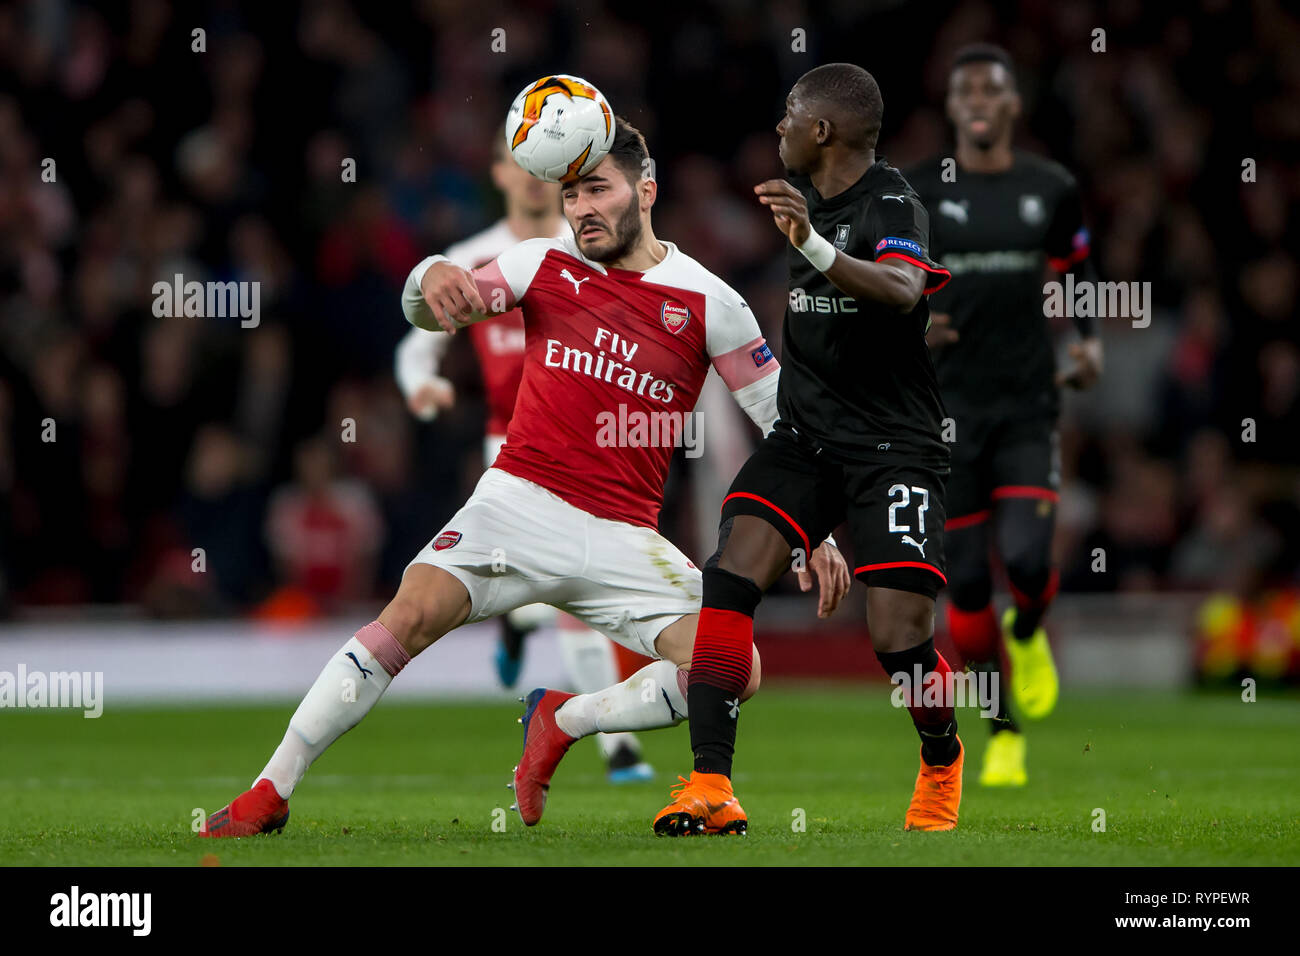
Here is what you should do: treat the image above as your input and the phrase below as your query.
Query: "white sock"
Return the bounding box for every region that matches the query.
[556,622,646,760]
[506,602,553,632]
[556,622,620,692]
[256,635,396,798]
[554,659,688,738]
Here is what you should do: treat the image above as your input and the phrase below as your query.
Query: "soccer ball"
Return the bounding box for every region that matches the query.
[505,75,615,183]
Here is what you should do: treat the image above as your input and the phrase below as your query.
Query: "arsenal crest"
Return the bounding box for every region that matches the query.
[432,531,462,551]
[660,301,690,334]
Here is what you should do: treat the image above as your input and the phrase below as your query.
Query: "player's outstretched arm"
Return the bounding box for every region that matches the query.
[759,178,951,312]
[755,179,942,312]
[823,254,927,312]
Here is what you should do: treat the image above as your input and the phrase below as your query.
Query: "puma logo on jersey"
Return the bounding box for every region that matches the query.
[939,199,969,224]
[901,535,927,558]
[881,194,907,203]
[560,268,589,295]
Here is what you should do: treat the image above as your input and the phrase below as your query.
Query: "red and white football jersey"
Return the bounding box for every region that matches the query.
[448,236,780,528]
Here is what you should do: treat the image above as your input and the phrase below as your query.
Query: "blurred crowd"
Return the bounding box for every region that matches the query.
[1,0,1298,617]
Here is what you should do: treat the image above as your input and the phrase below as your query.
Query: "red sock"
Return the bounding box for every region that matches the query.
[689,607,754,696]
[947,603,998,666]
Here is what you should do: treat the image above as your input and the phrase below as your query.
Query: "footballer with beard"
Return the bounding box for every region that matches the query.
[200,117,851,837]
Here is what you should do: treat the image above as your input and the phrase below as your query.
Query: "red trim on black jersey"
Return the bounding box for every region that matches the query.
[854,560,948,584]
[991,485,1059,502]
[722,492,810,554]
[945,509,992,531]
[876,252,952,294]
[1048,245,1090,273]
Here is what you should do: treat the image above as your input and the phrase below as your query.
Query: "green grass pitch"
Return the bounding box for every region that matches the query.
[2,686,1297,866]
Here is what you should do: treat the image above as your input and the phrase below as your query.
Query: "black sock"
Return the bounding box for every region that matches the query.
[974,661,1019,734]
[876,638,961,767]
[1011,606,1044,640]
[688,682,744,775]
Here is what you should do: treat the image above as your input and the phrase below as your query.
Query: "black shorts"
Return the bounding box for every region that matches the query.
[720,426,948,599]
[944,410,1059,530]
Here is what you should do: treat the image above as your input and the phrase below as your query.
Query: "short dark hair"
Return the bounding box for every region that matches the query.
[794,63,883,150]
[951,43,1016,83]
[493,122,510,163]
[605,116,650,183]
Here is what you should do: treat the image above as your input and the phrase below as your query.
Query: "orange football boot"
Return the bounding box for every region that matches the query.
[653,772,747,836]
[903,737,964,831]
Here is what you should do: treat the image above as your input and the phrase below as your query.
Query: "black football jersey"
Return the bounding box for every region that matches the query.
[905,150,1092,418]
[776,158,952,468]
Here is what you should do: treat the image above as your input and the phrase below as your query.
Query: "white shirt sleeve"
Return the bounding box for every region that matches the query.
[401,254,450,331]
[401,239,557,331]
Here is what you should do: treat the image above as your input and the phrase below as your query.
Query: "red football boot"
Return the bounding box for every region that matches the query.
[199,779,290,838]
[511,688,577,826]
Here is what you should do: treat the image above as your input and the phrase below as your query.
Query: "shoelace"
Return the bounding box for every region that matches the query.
[667,775,693,800]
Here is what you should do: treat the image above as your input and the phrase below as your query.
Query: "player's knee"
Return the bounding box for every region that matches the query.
[740,646,761,701]
[708,515,791,592]
[872,619,932,654]
[713,551,771,591]
[867,600,935,654]
[380,595,434,654]
[379,595,447,655]
[381,571,470,655]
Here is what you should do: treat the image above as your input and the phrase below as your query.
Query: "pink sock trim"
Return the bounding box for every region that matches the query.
[356,621,411,677]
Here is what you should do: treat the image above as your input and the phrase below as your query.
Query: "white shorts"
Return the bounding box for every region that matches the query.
[407,468,701,658]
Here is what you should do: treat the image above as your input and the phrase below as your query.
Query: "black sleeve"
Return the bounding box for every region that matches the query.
[868,191,951,294]
[901,163,930,204]
[1044,174,1096,336]
[1045,176,1090,272]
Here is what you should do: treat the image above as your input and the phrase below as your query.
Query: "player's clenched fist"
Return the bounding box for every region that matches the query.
[754,179,811,246]
[420,261,487,334]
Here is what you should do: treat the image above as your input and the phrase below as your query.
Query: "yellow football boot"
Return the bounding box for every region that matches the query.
[1002,608,1059,719]
[980,730,1028,787]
